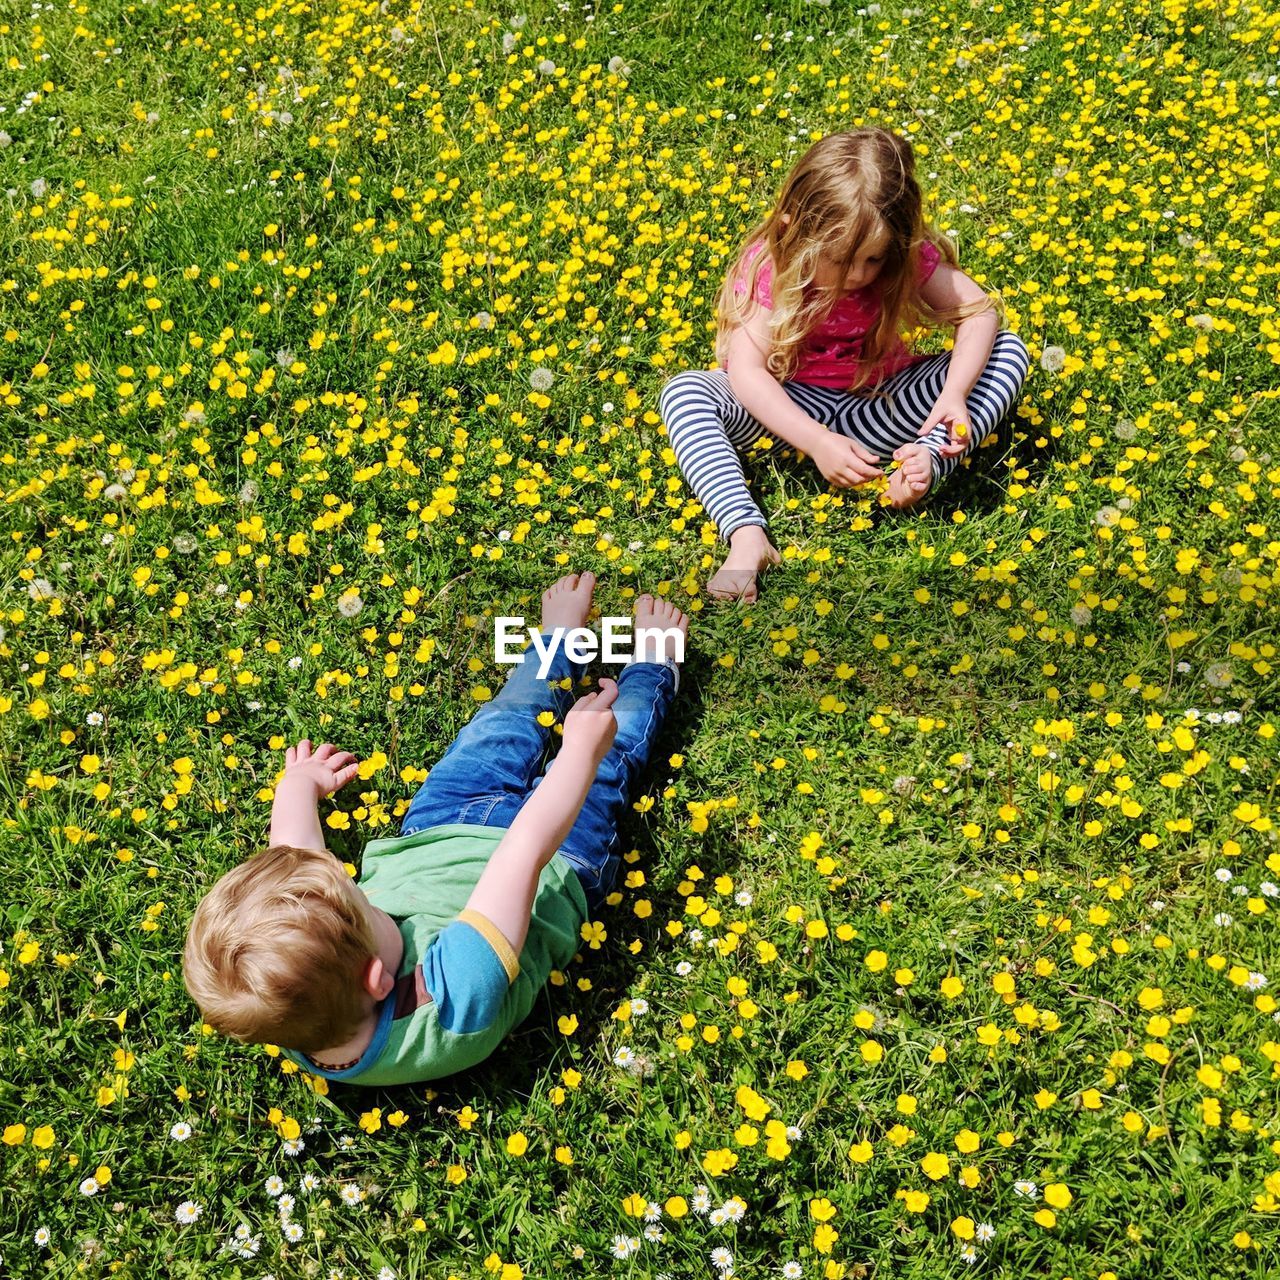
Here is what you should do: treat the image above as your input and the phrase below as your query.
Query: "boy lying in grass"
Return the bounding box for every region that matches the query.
[183,573,686,1085]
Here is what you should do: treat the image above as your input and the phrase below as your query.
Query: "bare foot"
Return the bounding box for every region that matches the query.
[541,572,596,631]
[885,444,934,510]
[632,594,689,667]
[707,527,781,603]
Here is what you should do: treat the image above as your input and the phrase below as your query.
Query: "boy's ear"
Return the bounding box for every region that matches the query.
[363,957,395,1002]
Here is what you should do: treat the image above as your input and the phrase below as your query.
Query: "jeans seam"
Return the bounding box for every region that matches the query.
[458,795,504,825]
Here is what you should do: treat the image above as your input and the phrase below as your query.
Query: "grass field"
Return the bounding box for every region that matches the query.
[3,0,1280,1275]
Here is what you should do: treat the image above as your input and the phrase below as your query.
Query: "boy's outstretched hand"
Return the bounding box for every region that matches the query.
[562,679,618,767]
[283,739,361,797]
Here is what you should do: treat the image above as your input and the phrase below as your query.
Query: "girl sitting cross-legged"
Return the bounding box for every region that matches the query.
[660,127,1030,601]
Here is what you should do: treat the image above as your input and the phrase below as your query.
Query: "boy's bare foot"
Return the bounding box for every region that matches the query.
[632,594,689,667]
[707,526,780,603]
[885,444,934,510]
[541,572,596,631]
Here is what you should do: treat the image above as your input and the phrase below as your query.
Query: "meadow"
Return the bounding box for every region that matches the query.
[2,0,1280,1275]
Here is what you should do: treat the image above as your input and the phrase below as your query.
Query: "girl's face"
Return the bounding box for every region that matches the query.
[812,231,891,294]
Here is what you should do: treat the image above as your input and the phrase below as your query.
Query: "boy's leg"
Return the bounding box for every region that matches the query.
[401,574,595,836]
[824,331,1031,499]
[555,597,687,910]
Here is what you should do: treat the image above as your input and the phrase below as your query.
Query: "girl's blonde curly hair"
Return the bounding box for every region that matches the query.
[716,128,995,394]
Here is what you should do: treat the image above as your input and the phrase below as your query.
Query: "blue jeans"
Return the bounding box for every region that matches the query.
[401,634,679,912]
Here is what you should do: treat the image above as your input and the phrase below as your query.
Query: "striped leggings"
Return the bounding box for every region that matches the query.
[659,330,1030,542]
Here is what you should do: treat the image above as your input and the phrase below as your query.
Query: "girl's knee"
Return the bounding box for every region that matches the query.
[993,330,1031,380]
[660,369,718,416]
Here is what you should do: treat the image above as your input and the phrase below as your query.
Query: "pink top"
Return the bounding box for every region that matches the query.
[728,240,942,388]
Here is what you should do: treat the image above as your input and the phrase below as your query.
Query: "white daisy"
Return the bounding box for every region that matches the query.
[283,1221,304,1242]
[175,1200,202,1225]
[975,1221,995,1243]
[265,1175,285,1197]
[610,1234,638,1259]
[781,1264,803,1280]
[1013,1179,1038,1199]
[34,1226,51,1247]
[169,1121,192,1142]
[79,1178,100,1197]
[710,1247,734,1273]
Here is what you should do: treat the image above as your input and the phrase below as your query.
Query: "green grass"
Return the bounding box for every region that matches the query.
[2,0,1280,1276]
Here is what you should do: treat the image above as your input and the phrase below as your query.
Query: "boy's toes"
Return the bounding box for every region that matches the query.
[542,572,595,629]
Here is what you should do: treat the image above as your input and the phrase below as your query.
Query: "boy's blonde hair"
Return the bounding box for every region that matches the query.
[183,844,376,1053]
[717,128,996,393]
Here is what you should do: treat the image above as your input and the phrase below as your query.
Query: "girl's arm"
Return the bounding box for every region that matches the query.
[723,305,829,454]
[919,264,1001,399]
[723,301,882,487]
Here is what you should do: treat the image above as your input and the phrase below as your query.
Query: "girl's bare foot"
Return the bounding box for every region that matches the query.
[632,594,689,666]
[541,572,596,631]
[707,527,781,603]
[885,444,934,510]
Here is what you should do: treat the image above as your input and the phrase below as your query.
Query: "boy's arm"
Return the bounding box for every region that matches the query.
[268,740,360,850]
[464,682,618,957]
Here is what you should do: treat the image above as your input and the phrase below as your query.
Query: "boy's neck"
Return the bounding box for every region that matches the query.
[308,903,404,1070]
[308,1003,381,1070]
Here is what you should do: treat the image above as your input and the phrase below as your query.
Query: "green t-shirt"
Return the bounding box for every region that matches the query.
[284,824,587,1086]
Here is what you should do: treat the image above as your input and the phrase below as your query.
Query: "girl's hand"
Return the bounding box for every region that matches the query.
[563,679,618,767]
[811,431,882,488]
[917,392,973,458]
[284,739,360,797]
